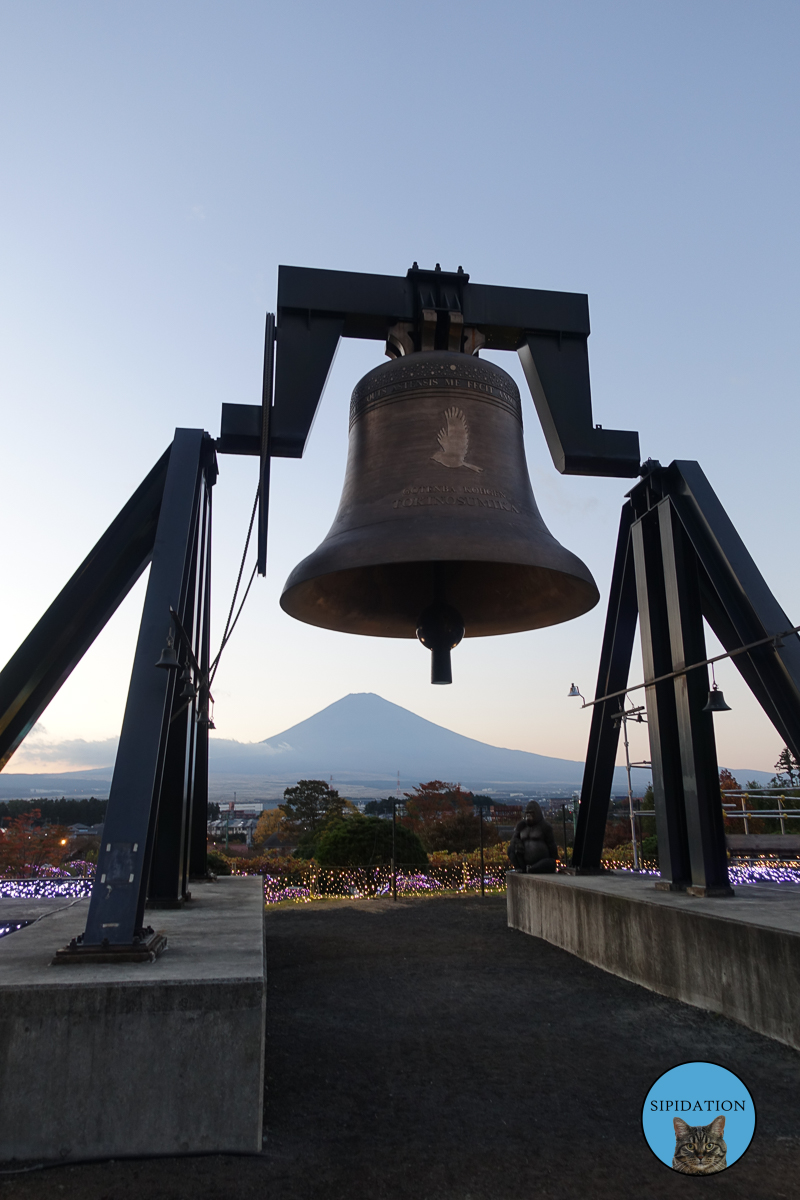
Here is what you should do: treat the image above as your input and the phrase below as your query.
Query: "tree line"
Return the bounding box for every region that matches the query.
[0,797,107,825]
[242,778,502,868]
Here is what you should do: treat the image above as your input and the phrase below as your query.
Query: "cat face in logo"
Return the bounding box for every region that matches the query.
[672,1115,727,1174]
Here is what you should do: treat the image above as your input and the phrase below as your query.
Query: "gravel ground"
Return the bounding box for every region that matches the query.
[2,893,799,1200]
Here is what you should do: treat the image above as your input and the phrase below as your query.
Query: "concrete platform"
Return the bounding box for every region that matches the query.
[0,876,266,1163]
[507,871,800,1051]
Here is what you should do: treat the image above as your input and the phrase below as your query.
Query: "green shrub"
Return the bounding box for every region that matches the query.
[641,834,658,859]
[314,815,428,867]
[602,842,634,862]
[206,849,232,876]
[292,831,320,860]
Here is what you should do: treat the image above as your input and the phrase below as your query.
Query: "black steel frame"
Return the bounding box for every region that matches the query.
[5,261,638,949]
[572,460,800,893]
[4,263,800,941]
[267,264,639,475]
[0,429,218,947]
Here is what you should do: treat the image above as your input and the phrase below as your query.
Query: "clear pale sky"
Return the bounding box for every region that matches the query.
[1,1,798,777]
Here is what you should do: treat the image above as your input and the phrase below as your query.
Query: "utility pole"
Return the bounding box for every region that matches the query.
[226,793,235,854]
[391,800,397,902]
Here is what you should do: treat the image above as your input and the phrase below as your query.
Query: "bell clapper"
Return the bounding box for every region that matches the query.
[415,562,465,685]
[416,601,464,685]
[416,605,464,684]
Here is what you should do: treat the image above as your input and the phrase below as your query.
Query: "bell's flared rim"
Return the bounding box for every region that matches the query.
[281,558,599,639]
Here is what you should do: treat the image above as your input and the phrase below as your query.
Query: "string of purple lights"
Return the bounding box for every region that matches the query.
[1,859,799,905]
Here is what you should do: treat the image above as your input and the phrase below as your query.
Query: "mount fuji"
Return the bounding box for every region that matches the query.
[206,692,651,798]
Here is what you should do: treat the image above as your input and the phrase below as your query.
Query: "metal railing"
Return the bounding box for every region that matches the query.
[721,790,800,836]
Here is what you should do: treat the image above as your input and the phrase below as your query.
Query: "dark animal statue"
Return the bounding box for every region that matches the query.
[507,801,558,874]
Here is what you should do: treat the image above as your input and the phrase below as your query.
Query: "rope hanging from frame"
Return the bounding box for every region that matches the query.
[209,485,260,685]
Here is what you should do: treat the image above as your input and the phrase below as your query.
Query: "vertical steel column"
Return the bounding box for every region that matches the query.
[147,500,202,906]
[177,490,206,900]
[83,429,208,946]
[257,313,275,577]
[189,480,213,879]
[572,502,638,870]
[658,501,732,895]
[148,702,192,904]
[631,508,692,889]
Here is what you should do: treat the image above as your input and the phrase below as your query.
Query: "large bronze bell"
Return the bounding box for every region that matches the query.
[280,349,599,682]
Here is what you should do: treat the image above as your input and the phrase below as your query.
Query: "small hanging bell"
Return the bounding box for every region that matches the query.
[703,684,731,713]
[179,668,195,700]
[155,626,179,670]
[197,704,216,730]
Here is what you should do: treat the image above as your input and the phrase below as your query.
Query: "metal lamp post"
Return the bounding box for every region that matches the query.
[610,703,647,870]
[391,800,397,902]
[570,684,650,872]
[474,798,490,897]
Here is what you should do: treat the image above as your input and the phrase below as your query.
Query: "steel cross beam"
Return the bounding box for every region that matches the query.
[216,263,642,576]
[270,264,640,475]
[572,460,800,893]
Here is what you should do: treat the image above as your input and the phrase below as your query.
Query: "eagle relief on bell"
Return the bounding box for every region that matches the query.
[280,272,600,683]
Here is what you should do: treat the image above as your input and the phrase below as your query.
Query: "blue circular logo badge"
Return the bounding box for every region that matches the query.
[642,1061,756,1174]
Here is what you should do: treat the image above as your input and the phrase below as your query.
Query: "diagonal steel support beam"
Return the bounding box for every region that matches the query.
[668,460,800,762]
[0,450,170,772]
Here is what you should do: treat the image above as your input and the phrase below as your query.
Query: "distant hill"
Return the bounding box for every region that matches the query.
[0,767,111,799]
[207,692,647,794]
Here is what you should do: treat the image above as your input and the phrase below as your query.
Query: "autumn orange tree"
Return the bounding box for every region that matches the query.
[718,768,739,795]
[0,809,71,878]
[253,808,286,846]
[402,781,472,825]
[401,781,499,853]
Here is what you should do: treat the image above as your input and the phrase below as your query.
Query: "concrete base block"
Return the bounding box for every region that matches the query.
[507,871,800,1051]
[0,877,265,1163]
